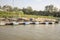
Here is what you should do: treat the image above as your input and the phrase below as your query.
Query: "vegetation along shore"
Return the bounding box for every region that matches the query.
[0,4,60,25]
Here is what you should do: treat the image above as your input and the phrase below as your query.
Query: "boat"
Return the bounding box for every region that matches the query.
[45,22,49,24]
[5,22,13,25]
[24,22,32,25]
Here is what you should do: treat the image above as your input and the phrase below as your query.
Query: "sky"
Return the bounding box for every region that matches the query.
[0,0,60,11]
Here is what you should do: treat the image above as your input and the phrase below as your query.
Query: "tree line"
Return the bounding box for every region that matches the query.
[0,4,60,18]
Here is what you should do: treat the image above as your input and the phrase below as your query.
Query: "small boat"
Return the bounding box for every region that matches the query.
[5,22,13,25]
[45,21,55,24]
[49,22,55,24]
[55,21,59,24]
[24,22,32,25]
[45,22,49,24]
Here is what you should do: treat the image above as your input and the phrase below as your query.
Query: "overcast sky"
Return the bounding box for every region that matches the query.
[0,0,60,10]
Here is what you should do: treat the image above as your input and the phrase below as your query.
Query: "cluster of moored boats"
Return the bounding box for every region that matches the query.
[0,21,59,26]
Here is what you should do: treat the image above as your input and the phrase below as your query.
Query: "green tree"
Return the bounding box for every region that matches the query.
[13,7,21,12]
[45,4,58,12]
[2,5,13,11]
[22,6,33,14]
[26,6,33,12]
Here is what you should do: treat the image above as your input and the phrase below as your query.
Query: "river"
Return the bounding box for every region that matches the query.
[0,24,60,40]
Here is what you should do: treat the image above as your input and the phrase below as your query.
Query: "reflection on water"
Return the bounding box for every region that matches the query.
[0,24,60,40]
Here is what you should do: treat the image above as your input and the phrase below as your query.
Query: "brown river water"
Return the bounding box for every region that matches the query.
[0,24,60,40]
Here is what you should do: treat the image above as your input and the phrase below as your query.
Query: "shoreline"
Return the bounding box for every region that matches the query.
[0,18,59,26]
